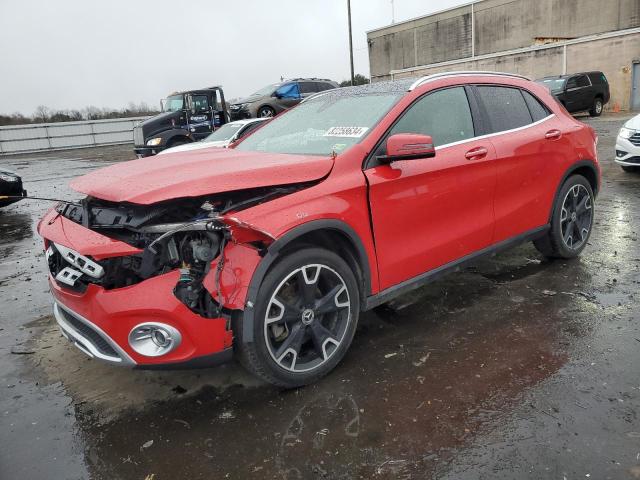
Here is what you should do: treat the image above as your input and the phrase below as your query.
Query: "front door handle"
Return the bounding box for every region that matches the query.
[465,146,488,160]
[545,129,562,140]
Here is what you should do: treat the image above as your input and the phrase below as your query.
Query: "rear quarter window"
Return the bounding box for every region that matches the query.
[588,72,607,85]
[522,90,551,122]
[476,86,532,133]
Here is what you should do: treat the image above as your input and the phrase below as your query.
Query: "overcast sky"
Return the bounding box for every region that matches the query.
[0,0,468,115]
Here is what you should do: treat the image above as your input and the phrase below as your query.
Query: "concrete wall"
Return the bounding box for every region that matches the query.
[390,32,640,111]
[368,0,640,83]
[0,117,148,154]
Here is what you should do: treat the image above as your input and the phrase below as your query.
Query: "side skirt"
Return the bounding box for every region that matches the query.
[364,225,550,310]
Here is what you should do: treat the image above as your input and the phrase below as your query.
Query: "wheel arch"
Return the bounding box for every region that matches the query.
[548,160,600,223]
[237,219,372,344]
[166,134,191,147]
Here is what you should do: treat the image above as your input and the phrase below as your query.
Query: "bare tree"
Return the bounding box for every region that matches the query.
[33,105,50,123]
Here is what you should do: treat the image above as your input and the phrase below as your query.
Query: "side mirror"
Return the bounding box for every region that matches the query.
[378,133,436,163]
[272,91,282,98]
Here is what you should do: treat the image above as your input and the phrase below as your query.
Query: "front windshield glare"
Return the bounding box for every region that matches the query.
[163,95,184,112]
[236,93,402,155]
[204,123,243,142]
[252,83,281,96]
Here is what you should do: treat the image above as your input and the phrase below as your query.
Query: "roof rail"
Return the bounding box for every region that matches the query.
[408,71,531,91]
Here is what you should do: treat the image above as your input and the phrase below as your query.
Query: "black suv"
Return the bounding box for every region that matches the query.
[536,71,610,117]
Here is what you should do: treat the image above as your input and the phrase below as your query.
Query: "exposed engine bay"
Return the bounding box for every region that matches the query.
[47,185,304,318]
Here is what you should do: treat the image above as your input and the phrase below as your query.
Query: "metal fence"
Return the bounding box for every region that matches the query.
[0,116,150,155]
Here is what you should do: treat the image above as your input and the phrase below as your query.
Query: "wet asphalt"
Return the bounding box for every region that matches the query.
[1,114,640,480]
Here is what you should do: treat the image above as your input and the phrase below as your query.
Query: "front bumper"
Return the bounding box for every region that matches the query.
[134,146,166,158]
[54,301,135,365]
[48,269,234,368]
[0,183,27,207]
[229,107,253,121]
[614,137,640,166]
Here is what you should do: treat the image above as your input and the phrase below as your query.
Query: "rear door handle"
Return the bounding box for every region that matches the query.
[465,146,488,160]
[545,129,562,140]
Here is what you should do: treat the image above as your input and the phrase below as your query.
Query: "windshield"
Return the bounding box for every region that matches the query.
[203,123,244,143]
[538,78,566,92]
[252,83,281,96]
[163,95,184,112]
[236,93,403,156]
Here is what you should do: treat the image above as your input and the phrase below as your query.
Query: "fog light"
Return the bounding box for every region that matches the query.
[128,323,182,357]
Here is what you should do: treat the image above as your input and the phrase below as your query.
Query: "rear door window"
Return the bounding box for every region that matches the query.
[476,86,533,133]
[299,82,317,95]
[566,77,578,89]
[576,75,591,88]
[522,90,551,122]
[388,86,474,147]
[315,82,335,92]
[237,121,264,140]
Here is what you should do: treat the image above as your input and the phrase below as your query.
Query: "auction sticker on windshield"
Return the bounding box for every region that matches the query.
[324,127,369,138]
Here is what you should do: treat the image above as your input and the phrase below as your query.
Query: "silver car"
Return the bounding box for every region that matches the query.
[229,78,339,119]
[159,118,269,155]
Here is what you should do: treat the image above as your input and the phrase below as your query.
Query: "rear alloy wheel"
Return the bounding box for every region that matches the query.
[533,174,594,259]
[257,106,275,118]
[237,248,359,388]
[589,98,603,117]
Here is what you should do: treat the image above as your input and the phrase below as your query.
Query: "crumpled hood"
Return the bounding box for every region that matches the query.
[624,113,640,131]
[70,148,334,204]
[158,141,227,155]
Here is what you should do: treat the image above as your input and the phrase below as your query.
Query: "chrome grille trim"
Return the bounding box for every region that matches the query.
[53,302,136,366]
[53,242,104,278]
[133,125,144,146]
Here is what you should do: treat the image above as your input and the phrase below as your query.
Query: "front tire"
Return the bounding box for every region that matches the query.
[237,248,360,388]
[533,174,594,259]
[257,106,276,118]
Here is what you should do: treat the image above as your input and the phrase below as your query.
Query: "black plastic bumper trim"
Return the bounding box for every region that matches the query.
[133,347,233,370]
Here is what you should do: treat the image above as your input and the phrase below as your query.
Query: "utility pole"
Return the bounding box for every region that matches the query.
[347,0,355,86]
[391,0,395,24]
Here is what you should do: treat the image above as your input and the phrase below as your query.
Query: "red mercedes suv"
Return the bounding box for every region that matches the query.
[38,72,599,387]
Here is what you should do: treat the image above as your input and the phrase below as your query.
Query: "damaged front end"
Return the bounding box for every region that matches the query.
[47,186,292,319]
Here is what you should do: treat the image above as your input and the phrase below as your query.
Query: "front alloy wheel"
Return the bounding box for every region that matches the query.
[257,106,275,118]
[264,264,351,373]
[560,184,592,250]
[237,248,360,388]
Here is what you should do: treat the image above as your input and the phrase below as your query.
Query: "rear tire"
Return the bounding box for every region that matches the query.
[589,97,603,117]
[533,174,594,259]
[237,248,360,388]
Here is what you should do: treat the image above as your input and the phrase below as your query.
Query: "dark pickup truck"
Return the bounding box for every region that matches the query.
[133,86,229,157]
[536,71,610,117]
